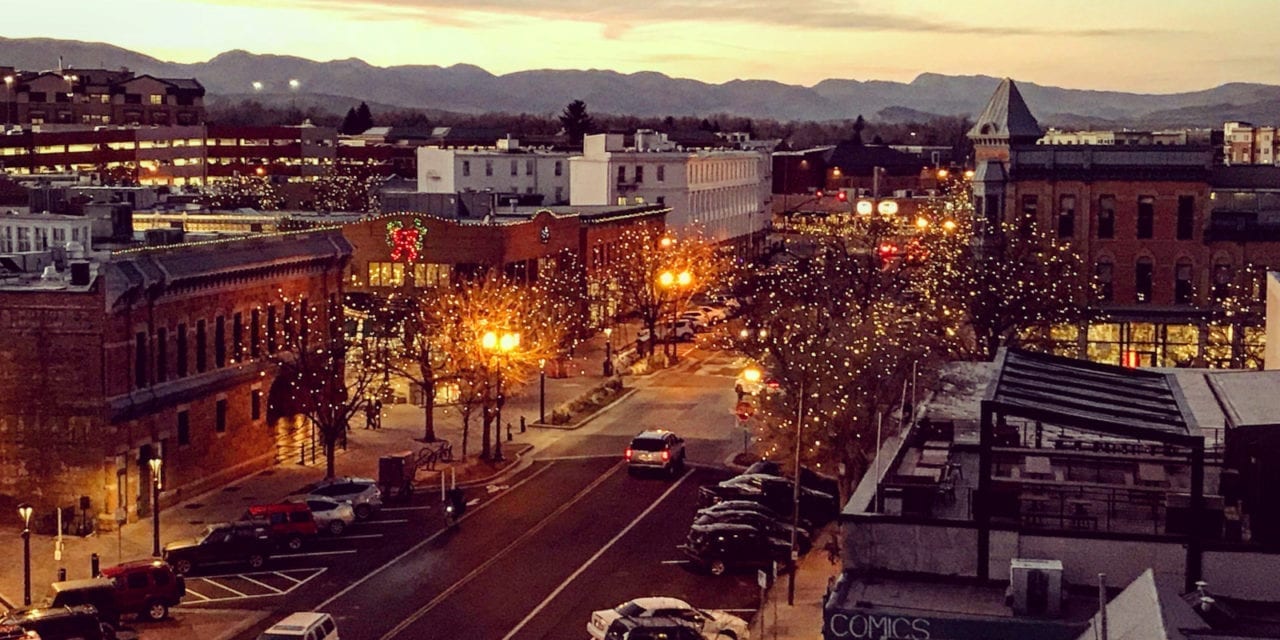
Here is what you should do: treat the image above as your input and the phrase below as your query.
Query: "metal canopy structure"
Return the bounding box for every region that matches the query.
[985,348,1201,446]
[975,348,1207,591]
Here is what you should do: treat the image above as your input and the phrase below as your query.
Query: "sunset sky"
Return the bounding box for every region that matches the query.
[8,0,1277,93]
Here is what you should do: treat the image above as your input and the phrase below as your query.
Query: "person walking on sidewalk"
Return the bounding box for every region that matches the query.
[364,398,376,429]
[373,398,383,430]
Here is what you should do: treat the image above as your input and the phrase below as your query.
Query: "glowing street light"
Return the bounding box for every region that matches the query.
[288,79,301,91]
[915,216,930,230]
[742,367,762,383]
[658,270,693,361]
[251,81,264,92]
[482,330,521,460]
[18,503,32,605]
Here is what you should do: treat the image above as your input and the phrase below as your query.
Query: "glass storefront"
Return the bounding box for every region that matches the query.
[1063,319,1262,369]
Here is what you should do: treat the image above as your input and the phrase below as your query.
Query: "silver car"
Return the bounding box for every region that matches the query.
[285,494,356,535]
[306,476,383,520]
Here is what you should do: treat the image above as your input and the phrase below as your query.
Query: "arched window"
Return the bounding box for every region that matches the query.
[1095,259,1114,303]
[1135,257,1154,303]
[1174,258,1194,305]
[1212,259,1233,300]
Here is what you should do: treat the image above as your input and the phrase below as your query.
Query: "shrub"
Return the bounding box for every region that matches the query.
[551,407,572,425]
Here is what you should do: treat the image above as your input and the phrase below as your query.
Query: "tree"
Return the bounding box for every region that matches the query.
[356,102,374,132]
[559,99,594,148]
[340,108,360,135]
[273,297,385,478]
[600,227,727,357]
[852,115,866,146]
[311,164,387,213]
[201,174,284,211]
[914,187,1091,359]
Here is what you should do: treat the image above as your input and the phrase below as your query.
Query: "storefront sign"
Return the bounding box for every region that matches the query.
[828,613,930,639]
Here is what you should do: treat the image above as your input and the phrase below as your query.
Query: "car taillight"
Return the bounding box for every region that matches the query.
[661,449,671,462]
[624,448,633,460]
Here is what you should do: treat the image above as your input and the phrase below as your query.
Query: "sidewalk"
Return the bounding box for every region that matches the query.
[0,322,634,613]
[757,525,842,640]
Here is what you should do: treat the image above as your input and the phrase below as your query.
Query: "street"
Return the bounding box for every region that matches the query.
[171,345,769,640]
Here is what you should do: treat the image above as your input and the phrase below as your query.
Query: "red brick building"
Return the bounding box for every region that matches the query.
[0,229,350,527]
[341,205,668,326]
[970,79,1280,368]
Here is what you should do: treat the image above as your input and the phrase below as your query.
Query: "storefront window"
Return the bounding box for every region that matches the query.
[1163,324,1199,367]
[1087,323,1122,365]
[1205,325,1234,368]
[1244,326,1266,369]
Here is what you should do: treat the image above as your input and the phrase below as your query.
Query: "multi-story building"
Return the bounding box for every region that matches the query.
[571,132,770,254]
[0,229,351,528]
[970,79,1280,368]
[0,124,342,186]
[0,66,205,128]
[416,138,573,205]
[1224,121,1279,166]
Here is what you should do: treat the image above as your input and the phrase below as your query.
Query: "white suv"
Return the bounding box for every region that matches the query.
[588,597,750,640]
[625,430,687,477]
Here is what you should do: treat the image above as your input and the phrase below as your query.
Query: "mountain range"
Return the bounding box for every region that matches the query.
[3,36,1279,128]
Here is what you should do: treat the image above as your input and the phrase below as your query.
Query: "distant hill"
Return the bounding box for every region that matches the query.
[2,36,1279,128]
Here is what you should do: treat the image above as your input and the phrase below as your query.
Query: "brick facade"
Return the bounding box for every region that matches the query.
[0,230,351,528]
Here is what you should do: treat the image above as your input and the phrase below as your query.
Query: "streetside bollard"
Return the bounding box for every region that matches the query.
[90,553,100,578]
[520,416,526,433]
[507,422,513,442]
[57,568,66,582]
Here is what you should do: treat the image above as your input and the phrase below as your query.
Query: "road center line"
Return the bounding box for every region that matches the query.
[500,468,693,640]
[380,461,626,640]
[315,461,559,611]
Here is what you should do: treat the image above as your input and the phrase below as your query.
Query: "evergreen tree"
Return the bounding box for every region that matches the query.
[852,115,866,146]
[340,108,360,135]
[558,99,594,147]
[355,102,374,132]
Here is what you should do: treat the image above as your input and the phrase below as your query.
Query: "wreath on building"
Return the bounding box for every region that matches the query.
[386,218,428,263]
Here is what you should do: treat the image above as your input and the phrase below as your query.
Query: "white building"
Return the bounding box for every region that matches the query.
[0,211,92,254]
[570,132,770,248]
[416,138,574,205]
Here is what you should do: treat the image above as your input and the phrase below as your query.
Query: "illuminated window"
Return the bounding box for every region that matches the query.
[150,94,163,105]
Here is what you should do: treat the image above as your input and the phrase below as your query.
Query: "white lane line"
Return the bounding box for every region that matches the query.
[274,550,358,558]
[183,588,211,601]
[339,533,384,540]
[238,575,284,594]
[273,572,303,584]
[316,462,560,611]
[357,518,409,525]
[659,560,691,565]
[500,469,693,640]
[201,579,248,598]
[380,462,627,640]
[381,506,431,512]
[535,454,622,462]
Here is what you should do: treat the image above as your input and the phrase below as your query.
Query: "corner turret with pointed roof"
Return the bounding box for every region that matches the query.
[969,78,1042,163]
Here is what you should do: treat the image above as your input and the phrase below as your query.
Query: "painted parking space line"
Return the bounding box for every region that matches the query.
[273,549,358,559]
[660,559,692,565]
[338,534,384,540]
[238,575,284,594]
[357,518,409,525]
[202,579,248,598]
[180,568,326,605]
[381,506,432,512]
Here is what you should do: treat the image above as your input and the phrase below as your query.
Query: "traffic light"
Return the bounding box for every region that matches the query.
[836,191,847,202]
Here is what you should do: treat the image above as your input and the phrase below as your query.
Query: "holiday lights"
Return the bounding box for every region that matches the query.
[385,218,429,263]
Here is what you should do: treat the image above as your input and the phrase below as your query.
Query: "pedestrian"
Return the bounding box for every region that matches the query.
[824,534,841,566]
[364,398,375,429]
[735,383,746,402]
[374,398,383,429]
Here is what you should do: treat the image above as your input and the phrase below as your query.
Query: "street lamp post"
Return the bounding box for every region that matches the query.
[603,327,614,376]
[538,358,547,424]
[3,75,13,128]
[658,270,692,362]
[788,379,805,606]
[18,503,32,606]
[482,330,520,461]
[149,456,163,557]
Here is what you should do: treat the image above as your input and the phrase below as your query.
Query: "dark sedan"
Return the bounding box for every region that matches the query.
[691,510,811,552]
[698,474,837,523]
[682,523,793,576]
[162,521,274,575]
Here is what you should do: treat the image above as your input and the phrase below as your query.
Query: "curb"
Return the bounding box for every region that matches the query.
[410,443,537,491]
[529,388,638,431]
[0,590,13,613]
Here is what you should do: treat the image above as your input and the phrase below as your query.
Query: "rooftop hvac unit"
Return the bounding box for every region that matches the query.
[70,261,91,286]
[1009,558,1063,617]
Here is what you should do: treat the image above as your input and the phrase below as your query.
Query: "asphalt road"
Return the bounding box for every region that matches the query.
[214,346,764,640]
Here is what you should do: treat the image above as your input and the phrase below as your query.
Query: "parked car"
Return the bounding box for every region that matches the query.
[692,305,727,323]
[0,625,35,640]
[684,523,792,576]
[691,510,811,552]
[0,605,116,640]
[284,494,356,535]
[625,430,687,477]
[304,476,382,520]
[162,521,273,575]
[257,612,338,640]
[679,311,711,330]
[696,500,811,531]
[588,597,749,640]
[637,321,695,343]
[698,474,837,523]
[602,615,703,640]
[743,461,840,499]
[33,579,119,628]
[98,560,185,622]
[243,502,319,551]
